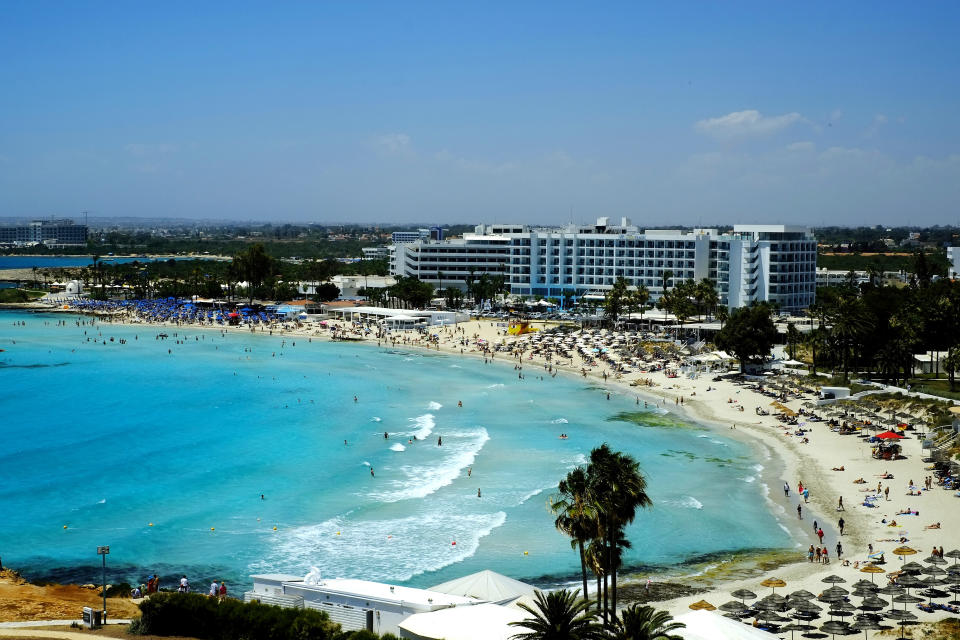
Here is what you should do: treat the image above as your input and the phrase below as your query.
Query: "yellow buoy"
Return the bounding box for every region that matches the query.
[336,531,341,535]
[273,526,277,531]
[523,551,529,556]
[210,527,215,531]
[63,525,68,529]
[148,523,154,527]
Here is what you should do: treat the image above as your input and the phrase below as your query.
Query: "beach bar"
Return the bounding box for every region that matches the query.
[246,574,478,636]
[324,305,470,327]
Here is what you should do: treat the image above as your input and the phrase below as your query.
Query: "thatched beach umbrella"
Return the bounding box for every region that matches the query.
[885,608,918,638]
[829,600,856,612]
[820,619,850,638]
[687,599,716,611]
[860,564,886,583]
[718,600,748,614]
[922,564,947,576]
[760,577,787,595]
[892,593,923,607]
[901,561,924,574]
[853,579,878,590]
[821,574,847,584]
[893,546,917,563]
[788,589,816,600]
[822,585,850,598]
[924,554,947,565]
[858,595,888,611]
[897,574,924,590]
[850,616,883,639]
[731,588,757,603]
[944,548,960,564]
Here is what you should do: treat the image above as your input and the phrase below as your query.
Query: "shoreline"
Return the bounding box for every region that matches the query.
[3,307,958,623]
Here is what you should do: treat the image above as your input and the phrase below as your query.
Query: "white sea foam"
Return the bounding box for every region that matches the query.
[408,413,436,440]
[427,401,443,410]
[517,485,555,506]
[267,510,507,582]
[664,496,703,510]
[486,383,505,389]
[449,364,461,368]
[371,416,382,422]
[551,418,568,424]
[389,443,406,452]
[369,428,490,503]
[362,461,371,467]
[97,498,106,504]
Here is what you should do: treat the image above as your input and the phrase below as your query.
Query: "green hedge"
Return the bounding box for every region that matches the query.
[135,592,341,640]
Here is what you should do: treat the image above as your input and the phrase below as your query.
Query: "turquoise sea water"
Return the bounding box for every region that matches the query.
[0,311,791,590]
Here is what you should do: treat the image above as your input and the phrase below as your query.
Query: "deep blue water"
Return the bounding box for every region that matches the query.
[0,311,791,590]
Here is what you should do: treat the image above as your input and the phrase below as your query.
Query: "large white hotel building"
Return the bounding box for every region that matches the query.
[391,217,817,312]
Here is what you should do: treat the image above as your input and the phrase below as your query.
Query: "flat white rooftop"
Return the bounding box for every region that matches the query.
[301,578,476,607]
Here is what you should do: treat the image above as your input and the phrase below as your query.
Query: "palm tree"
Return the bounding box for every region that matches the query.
[587,445,652,620]
[551,467,597,599]
[610,605,685,640]
[785,323,801,360]
[694,278,718,322]
[509,589,601,640]
[828,295,874,382]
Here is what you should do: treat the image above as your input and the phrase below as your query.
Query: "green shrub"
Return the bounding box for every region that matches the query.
[127,617,146,635]
[137,592,342,640]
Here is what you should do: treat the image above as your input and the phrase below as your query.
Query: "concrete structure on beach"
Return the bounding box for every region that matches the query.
[391,218,816,311]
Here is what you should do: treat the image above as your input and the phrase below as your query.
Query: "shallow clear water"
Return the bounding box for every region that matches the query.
[0,311,790,590]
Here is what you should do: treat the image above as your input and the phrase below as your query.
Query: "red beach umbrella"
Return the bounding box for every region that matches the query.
[875,431,904,439]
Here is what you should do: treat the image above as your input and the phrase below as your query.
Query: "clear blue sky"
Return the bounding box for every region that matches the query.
[1,1,958,226]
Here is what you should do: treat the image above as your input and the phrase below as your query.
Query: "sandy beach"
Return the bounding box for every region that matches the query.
[6,303,960,627]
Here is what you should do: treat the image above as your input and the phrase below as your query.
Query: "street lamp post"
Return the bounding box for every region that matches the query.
[97,546,109,623]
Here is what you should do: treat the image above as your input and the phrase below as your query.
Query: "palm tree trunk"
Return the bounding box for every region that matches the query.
[578,541,588,599]
[610,528,618,617]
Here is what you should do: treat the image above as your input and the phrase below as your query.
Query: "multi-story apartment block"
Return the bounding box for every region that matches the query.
[392,217,817,311]
[0,219,88,247]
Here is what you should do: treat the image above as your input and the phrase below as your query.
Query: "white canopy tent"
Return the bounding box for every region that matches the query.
[676,610,777,640]
[398,603,525,640]
[429,570,539,606]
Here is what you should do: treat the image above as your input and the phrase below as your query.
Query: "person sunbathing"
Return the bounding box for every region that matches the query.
[853,478,866,484]
[880,472,894,479]
[832,466,845,471]
[896,508,918,515]
[925,522,941,529]
[886,519,898,527]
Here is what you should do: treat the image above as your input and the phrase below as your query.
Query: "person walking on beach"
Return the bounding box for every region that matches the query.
[813,520,818,534]
[179,575,189,593]
[838,496,844,511]
[784,482,790,497]
[803,488,810,503]
[797,503,802,519]
[836,541,843,559]
[817,528,824,544]
[219,582,227,601]
[884,486,889,500]
[808,545,815,562]
[210,580,219,597]
[838,517,845,536]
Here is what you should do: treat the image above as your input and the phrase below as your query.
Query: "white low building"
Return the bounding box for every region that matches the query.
[325,305,469,328]
[246,574,478,636]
